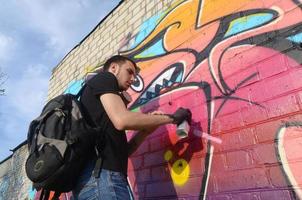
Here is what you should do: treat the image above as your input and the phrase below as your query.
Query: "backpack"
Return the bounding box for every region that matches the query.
[25,86,100,199]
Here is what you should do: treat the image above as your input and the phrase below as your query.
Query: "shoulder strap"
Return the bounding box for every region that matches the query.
[39,189,50,200]
[51,191,61,200]
[75,84,86,99]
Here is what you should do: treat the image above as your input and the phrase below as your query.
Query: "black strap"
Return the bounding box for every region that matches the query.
[51,191,61,200]
[39,189,44,200]
[93,156,103,178]
[75,84,86,99]
[64,84,86,134]
[39,189,50,200]
[93,146,103,178]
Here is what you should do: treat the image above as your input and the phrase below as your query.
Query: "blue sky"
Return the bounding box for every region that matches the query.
[0,0,120,161]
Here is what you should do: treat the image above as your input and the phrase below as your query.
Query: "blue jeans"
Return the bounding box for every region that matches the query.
[72,161,133,200]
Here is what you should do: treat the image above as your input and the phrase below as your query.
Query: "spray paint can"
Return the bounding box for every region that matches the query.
[176,120,190,139]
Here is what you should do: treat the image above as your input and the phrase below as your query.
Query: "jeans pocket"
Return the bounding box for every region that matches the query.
[109,172,131,200]
[109,171,127,183]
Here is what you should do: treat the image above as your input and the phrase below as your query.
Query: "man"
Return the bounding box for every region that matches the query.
[72,55,192,200]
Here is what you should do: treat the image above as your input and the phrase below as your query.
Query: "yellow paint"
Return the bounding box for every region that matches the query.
[84,66,95,74]
[171,159,190,186]
[199,0,255,25]
[164,150,173,161]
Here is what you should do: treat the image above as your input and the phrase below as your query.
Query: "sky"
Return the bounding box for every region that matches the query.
[0,0,120,161]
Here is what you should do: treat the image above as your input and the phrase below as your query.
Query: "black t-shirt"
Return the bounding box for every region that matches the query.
[80,72,128,175]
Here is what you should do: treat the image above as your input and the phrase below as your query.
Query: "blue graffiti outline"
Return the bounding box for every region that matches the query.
[225,13,274,37]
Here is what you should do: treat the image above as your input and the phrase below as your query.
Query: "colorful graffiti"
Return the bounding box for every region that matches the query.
[54,0,302,199]
[118,0,302,199]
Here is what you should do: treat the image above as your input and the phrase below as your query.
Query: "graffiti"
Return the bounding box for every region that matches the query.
[276,122,302,200]
[118,0,302,199]
[57,0,302,199]
[0,175,10,199]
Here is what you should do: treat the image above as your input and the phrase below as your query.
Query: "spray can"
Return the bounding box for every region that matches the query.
[176,120,190,139]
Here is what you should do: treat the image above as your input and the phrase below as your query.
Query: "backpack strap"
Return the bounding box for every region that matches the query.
[63,84,86,137]
[51,191,61,200]
[93,129,106,178]
[75,83,104,178]
[39,189,50,200]
[93,156,103,178]
[93,146,103,178]
[75,84,86,99]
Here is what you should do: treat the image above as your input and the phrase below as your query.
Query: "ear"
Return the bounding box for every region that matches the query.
[109,63,118,74]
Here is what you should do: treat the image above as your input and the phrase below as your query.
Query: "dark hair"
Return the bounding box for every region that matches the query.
[103,55,140,74]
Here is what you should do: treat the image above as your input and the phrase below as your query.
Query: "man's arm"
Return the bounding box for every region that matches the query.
[100,93,173,131]
[127,111,164,156]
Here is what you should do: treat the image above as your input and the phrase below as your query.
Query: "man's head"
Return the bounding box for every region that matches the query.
[103,55,140,91]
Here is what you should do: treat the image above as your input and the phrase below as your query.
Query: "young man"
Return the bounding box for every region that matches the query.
[72,55,192,200]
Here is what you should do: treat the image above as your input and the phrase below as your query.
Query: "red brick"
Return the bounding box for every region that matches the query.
[132,183,145,199]
[212,117,222,133]
[208,194,232,200]
[128,155,143,170]
[151,165,170,182]
[262,72,296,99]
[287,114,302,122]
[215,132,241,152]
[235,80,270,103]
[144,149,166,167]
[267,165,289,188]
[224,65,260,93]
[216,111,245,131]
[239,127,257,146]
[216,128,256,152]
[251,143,278,165]
[265,95,299,118]
[290,67,302,90]
[231,192,259,200]
[131,139,149,156]
[148,125,171,139]
[135,168,151,183]
[210,153,227,173]
[260,190,292,200]
[241,104,268,125]
[145,181,178,198]
[145,177,204,198]
[149,136,165,152]
[298,91,302,110]
[255,120,283,143]
[213,95,246,117]
[189,157,206,177]
[215,168,269,192]
[239,45,278,70]
[257,53,288,80]
[225,150,254,170]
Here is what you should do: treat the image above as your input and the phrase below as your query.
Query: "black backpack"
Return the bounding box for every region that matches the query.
[25,86,101,199]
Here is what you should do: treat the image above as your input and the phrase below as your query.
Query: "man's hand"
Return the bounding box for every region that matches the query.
[169,107,192,125]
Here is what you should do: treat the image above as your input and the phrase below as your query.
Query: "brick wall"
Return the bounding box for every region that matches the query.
[1,0,302,199]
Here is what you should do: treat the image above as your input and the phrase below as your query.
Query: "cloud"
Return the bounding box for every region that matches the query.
[0,64,50,145]
[0,0,120,160]
[0,33,15,63]
[6,64,49,117]
[13,0,118,55]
